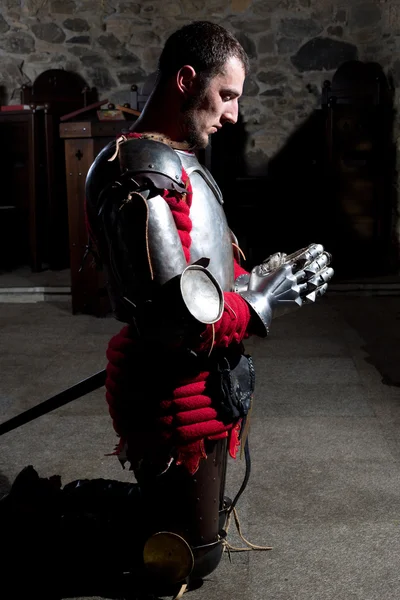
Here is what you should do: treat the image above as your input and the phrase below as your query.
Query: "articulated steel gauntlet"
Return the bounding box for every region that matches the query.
[235,243,334,336]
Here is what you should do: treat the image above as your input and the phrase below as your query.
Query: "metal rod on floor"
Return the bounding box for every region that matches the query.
[0,369,107,437]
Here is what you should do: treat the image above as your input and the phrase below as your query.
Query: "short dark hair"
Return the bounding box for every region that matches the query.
[158,21,249,84]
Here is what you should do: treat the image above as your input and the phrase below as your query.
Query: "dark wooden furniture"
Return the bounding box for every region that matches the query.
[21,70,96,270]
[60,120,128,315]
[0,106,46,271]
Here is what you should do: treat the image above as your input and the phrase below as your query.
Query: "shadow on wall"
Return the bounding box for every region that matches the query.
[0,470,11,498]
[212,61,397,278]
[212,108,328,266]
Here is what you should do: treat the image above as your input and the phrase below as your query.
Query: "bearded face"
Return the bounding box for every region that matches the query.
[179,57,245,150]
[180,83,210,150]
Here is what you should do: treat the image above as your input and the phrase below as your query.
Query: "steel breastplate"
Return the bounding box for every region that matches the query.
[175,150,234,292]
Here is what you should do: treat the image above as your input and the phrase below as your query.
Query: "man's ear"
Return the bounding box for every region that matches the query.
[176,65,198,97]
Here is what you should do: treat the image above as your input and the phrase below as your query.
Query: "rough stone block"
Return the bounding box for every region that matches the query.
[104,17,136,39]
[230,18,272,34]
[118,1,140,14]
[86,66,116,91]
[350,3,382,29]
[129,29,161,47]
[0,31,35,54]
[50,0,76,12]
[63,17,90,32]
[117,69,146,85]
[277,37,299,54]
[66,36,90,44]
[243,76,260,96]
[236,31,257,59]
[327,25,343,37]
[1,58,30,84]
[258,33,275,54]
[0,14,10,34]
[279,17,323,40]
[257,70,287,85]
[31,23,65,44]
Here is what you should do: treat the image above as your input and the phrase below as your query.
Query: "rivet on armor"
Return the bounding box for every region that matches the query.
[196,497,200,502]
[149,164,154,168]
[213,477,216,482]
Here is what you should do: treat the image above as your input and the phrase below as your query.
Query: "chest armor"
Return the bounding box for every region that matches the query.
[175,150,234,292]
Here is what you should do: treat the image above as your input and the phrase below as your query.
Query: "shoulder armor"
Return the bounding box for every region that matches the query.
[118,137,184,189]
[86,137,186,217]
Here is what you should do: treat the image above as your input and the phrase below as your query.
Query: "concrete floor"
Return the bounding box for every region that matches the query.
[1,294,400,599]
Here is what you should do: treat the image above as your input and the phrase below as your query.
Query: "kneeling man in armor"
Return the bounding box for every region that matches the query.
[85,20,333,590]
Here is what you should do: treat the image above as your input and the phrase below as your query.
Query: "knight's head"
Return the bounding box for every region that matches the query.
[157,21,249,149]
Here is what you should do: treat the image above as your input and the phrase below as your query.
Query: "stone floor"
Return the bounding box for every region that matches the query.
[1,294,400,599]
[0,267,71,302]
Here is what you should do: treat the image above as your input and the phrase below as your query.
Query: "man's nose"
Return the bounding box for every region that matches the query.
[222,100,239,125]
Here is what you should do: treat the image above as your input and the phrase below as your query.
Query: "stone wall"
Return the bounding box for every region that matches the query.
[1,0,400,251]
[0,1,398,159]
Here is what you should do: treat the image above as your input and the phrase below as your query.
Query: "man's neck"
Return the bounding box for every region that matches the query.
[130,86,184,143]
[131,88,174,132]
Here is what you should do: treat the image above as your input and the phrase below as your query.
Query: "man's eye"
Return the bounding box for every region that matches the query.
[223,95,231,102]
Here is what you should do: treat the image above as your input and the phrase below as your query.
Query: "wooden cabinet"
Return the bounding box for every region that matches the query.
[60,120,127,315]
[0,108,46,271]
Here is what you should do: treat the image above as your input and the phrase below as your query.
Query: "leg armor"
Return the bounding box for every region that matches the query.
[0,446,234,595]
[138,438,230,583]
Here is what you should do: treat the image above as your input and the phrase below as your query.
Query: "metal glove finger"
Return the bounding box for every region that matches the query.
[304,252,331,276]
[295,269,306,283]
[298,281,309,296]
[306,267,334,291]
[304,283,329,303]
[287,243,325,269]
[285,243,323,264]
[296,263,332,284]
